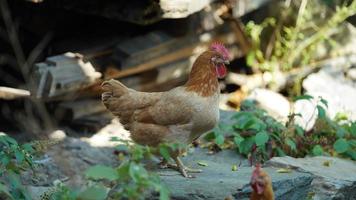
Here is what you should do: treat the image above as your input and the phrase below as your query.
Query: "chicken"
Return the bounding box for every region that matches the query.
[250,164,274,200]
[101,43,230,177]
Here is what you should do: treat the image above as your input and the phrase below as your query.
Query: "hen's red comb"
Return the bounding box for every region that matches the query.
[210,42,230,60]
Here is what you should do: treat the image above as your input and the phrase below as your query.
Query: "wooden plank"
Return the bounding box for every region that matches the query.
[0,87,30,100]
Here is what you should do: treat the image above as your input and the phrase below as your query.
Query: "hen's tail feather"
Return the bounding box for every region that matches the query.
[101,79,132,126]
[101,79,128,102]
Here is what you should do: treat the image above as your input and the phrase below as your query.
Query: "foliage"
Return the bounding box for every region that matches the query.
[245,0,356,72]
[205,96,356,163]
[45,140,173,200]
[0,133,35,200]
[98,141,170,200]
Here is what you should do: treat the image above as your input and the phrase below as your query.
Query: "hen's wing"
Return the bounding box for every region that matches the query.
[102,80,193,146]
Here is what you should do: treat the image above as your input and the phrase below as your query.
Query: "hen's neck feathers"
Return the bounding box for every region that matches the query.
[185,51,219,97]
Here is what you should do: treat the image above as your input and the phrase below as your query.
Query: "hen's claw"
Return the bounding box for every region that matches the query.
[174,157,201,178]
[159,157,202,178]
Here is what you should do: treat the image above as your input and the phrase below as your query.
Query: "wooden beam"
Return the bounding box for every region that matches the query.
[0,87,30,100]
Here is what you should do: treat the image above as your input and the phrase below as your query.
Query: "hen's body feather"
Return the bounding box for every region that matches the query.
[102,81,219,146]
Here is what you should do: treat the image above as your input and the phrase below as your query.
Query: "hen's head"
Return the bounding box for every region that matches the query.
[250,163,270,195]
[209,42,230,78]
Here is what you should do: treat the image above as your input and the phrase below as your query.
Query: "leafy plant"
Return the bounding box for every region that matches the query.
[245,0,356,91]
[85,141,170,200]
[46,140,172,200]
[0,133,35,200]
[205,95,356,163]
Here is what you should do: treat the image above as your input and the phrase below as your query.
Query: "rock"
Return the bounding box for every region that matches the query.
[267,156,356,200]
[219,109,238,125]
[347,67,356,81]
[26,185,51,200]
[156,148,312,200]
[49,129,67,140]
[247,88,290,122]
[293,98,320,131]
[302,55,356,121]
[160,0,214,19]
[21,123,127,189]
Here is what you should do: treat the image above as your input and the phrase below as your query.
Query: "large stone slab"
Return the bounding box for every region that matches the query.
[267,156,356,200]
[157,148,313,200]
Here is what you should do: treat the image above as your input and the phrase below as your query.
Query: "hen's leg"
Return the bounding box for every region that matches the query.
[173,157,202,178]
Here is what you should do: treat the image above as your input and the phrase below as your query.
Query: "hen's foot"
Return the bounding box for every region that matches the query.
[159,158,202,177]
[174,157,202,178]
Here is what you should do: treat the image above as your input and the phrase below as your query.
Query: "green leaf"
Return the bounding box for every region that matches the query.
[0,183,12,199]
[286,138,297,151]
[22,143,34,153]
[349,140,356,148]
[204,132,215,141]
[214,134,225,146]
[246,52,256,66]
[350,123,356,137]
[1,156,10,166]
[334,112,348,122]
[333,138,350,153]
[78,185,108,200]
[233,134,244,146]
[320,98,328,108]
[131,145,145,161]
[129,163,148,182]
[233,113,254,129]
[276,168,292,173]
[295,125,304,136]
[159,185,170,200]
[345,150,356,160]
[317,105,326,118]
[276,147,286,156]
[255,131,269,146]
[85,165,118,181]
[336,128,346,138]
[312,145,324,156]
[239,136,255,154]
[4,136,18,145]
[159,146,172,162]
[293,95,313,102]
[197,161,208,167]
[117,162,130,179]
[15,150,24,164]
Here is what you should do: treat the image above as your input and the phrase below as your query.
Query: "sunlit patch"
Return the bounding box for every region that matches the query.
[83,119,131,147]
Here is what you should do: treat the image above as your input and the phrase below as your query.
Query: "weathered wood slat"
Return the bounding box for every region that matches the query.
[0,87,30,100]
[33,52,102,99]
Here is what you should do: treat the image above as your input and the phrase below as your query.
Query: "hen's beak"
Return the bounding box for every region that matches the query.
[224,60,230,65]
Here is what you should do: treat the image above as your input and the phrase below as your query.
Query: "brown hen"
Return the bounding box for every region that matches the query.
[101,43,230,177]
[250,164,274,200]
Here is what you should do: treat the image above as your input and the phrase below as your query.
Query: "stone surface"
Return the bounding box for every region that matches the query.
[267,156,356,200]
[156,148,313,200]
[247,88,290,122]
[22,123,127,199]
[22,113,316,200]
